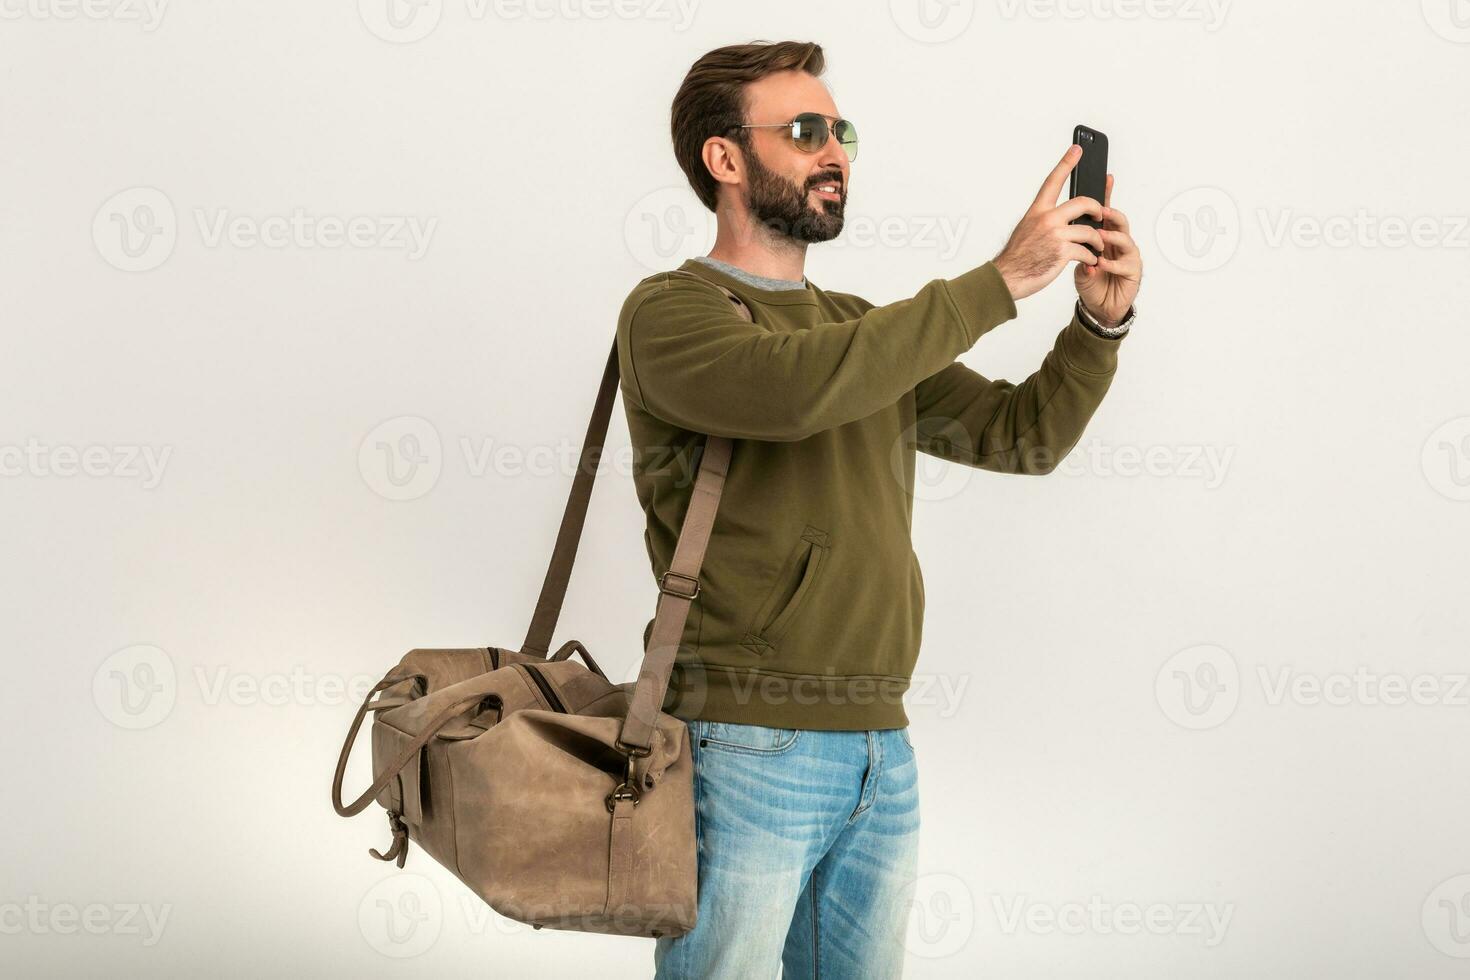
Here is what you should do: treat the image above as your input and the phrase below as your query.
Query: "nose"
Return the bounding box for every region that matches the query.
[815,134,848,183]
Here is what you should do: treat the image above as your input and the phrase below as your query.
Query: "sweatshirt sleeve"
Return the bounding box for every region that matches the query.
[911,307,1125,474]
[618,261,1018,442]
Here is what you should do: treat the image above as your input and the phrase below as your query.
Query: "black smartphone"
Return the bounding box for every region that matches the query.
[1068,124,1108,256]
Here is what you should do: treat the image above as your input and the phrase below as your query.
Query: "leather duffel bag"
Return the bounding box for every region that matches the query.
[330,275,754,939]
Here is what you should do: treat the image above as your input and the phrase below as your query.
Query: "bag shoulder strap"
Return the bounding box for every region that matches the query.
[519,271,752,748]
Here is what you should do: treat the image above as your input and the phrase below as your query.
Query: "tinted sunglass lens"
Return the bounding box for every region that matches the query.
[790,113,829,152]
[834,119,858,161]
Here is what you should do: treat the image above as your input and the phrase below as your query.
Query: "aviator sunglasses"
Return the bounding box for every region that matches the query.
[726,111,859,162]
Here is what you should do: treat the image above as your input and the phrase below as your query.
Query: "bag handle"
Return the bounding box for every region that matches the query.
[331,668,502,818]
[549,639,608,680]
[513,268,752,751]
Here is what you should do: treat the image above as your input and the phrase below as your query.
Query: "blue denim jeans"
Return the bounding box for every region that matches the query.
[653,720,920,979]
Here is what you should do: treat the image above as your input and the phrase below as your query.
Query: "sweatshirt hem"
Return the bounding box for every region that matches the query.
[662,663,912,730]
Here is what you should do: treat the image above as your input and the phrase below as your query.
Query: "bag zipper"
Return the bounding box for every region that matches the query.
[522,664,567,713]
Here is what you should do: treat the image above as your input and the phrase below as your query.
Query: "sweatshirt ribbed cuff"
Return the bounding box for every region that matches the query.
[1058,309,1124,376]
[939,260,1019,346]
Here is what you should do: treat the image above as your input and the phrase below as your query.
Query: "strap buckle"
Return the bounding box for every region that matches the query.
[605,754,643,811]
[614,737,653,758]
[658,571,700,600]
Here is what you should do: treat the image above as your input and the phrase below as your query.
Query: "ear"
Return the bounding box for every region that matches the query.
[702,135,743,188]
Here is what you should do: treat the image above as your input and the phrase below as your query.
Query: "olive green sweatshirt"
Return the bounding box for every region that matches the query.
[616,257,1124,730]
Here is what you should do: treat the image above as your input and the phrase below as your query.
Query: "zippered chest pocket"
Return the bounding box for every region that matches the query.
[741,524,830,655]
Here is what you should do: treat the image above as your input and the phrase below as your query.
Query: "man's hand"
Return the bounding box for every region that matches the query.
[992,145,1105,302]
[1074,173,1142,327]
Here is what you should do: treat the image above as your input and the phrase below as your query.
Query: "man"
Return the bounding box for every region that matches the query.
[616,40,1142,978]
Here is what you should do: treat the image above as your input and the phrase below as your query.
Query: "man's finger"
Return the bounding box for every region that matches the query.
[1064,242,1099,267]
[1056,195,1104,223]
[1102,206,1131,234]
[1062,224,1106,253]
[1095,255,1140,278]
[1032,145,1082,210]
[1099,228,1137,256]
[1103,173,1113,209]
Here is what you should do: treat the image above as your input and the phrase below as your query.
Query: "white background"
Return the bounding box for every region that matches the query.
[4,0,1469,976]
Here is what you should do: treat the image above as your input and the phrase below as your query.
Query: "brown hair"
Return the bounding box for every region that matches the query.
[671,41,826,212]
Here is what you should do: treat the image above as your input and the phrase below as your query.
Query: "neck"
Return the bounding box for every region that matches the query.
[707,205,808,281]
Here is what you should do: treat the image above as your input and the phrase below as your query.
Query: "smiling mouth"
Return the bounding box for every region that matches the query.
[811,181,842,202]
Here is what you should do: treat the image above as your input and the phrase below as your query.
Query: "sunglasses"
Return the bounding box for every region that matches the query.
[727,111,859,162]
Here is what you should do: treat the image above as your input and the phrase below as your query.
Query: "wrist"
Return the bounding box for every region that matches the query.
[990,254,1021,301]
[1076,298,1134,338]
[1078,298,1118,329]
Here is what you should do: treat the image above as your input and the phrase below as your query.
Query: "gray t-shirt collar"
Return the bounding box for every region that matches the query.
[690,255,807,292]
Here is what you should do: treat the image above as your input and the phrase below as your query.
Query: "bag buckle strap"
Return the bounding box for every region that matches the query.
[658,571,700,600]
[605,754,643,812]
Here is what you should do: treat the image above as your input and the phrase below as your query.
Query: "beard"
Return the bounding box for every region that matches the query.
[742,145,845,245]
